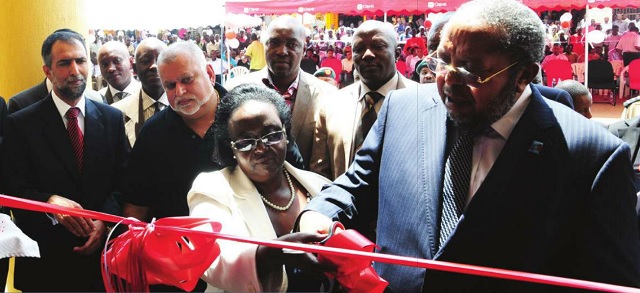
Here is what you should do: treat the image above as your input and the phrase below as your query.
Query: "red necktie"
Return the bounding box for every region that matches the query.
[66,107,84,172]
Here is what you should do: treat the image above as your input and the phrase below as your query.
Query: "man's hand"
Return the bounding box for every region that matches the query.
[47,195,95,237]
[74,220,107,255]
[299,211,335,235]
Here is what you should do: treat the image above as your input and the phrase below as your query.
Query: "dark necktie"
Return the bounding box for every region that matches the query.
[65,107,84,172]
[354,92,384,149]
[439,130,474,249]
[154,101,162,114]
[114,91,128,102]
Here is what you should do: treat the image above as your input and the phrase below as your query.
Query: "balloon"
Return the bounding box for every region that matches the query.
[560,12,572,22]
[227,38,240,49]
[587,30,607,44]
[424,20,432,28]
[225,29,236,40]
[561,21,570,29]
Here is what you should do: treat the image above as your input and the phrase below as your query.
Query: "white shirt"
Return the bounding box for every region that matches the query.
[468,85,532,202]
[51,90,86,134]
[99,79,141,102]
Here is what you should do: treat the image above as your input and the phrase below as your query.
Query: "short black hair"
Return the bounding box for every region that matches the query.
[41,28,86,67]
[213,84,292,167]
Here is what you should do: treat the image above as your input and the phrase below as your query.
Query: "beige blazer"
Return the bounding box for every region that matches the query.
[187,162,331,292]
[225,69,338,166]
[111,88,162,147]
[310,74,418,179]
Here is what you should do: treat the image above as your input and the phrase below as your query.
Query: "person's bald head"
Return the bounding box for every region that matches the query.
[98,41,133,91]
[264,15,307,83]
[134,37,167,93]
[352,20,398,90]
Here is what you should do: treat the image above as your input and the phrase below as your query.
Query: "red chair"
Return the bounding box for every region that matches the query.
[542,60,573,87]
[629,59,640,97]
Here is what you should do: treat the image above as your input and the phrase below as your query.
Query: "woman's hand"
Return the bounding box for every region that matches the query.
[256,232,335,279]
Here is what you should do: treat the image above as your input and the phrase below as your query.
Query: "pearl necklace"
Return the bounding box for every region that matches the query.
[260,169,296,211]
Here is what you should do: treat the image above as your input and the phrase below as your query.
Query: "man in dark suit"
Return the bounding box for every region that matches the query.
[299,1,640,292]
[1,29,129,291]
[7,79,49,114]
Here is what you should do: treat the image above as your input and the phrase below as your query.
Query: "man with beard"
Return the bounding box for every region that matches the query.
[225,15,337,169]
[112,37,169,147]
[97,41,140,104]
[120,41,223,292]
[310,20,418,180]
[1,28,129,291]
[299,0,640,292]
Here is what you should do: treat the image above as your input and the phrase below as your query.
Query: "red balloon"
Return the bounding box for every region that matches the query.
[424,20,432,28]
[561,21,570,29]
[225,29,236,40]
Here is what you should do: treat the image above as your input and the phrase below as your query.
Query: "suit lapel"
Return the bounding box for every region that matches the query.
[41,96,81,183]
[419,93,448,257]
[343,84,362,164]
[104,89,114,104]
[227,168,278,239]
[291,75,312,140]
[83,100,104,178]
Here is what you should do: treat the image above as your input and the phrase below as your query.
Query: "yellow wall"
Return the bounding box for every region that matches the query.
[0,0,88,100]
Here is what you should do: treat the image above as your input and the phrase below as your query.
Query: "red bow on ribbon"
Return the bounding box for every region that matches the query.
[318,223,389,293]
[102,217,222,292]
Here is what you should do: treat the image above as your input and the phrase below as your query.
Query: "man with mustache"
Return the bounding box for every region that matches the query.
[119,41,225,292]
[225,15,337,169]
[299,0,640,291]
[310,20,418,180]
[1,28,129,291]
[97,41,140,104]
[112,37,169,147]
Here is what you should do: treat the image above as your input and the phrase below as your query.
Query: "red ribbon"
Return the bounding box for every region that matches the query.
[102,217,222,292]
[319,223,388,292]
[0,194,638,293]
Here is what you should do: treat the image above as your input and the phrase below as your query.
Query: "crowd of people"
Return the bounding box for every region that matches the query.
[2,0,640,292]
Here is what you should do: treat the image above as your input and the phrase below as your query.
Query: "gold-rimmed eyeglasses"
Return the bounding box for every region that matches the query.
[424,54,519,87]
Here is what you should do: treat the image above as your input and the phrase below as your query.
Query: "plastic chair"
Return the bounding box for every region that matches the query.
[588,59,617,106]
[542,60,573,87]
[629,59,640,97]
[227,66,249,80]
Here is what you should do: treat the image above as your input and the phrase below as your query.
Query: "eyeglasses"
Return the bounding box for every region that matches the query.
[230,129,286,152]
[424,54,519,87]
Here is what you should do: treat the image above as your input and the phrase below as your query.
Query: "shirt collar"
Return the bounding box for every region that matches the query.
[264,72,301,95]
[140,88,169,109]
[51,90,86,118]
[490,84,532,140]
[359,72,399,100]
[108,80,140,96]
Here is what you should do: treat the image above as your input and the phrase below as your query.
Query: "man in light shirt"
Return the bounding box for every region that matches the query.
[97,41,140,104]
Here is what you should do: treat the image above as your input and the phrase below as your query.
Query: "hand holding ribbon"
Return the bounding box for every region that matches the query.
[318,222,389,293]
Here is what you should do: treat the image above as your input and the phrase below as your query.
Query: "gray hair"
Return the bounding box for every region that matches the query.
[355,20,398,49]
[555,79,591,99]
[444,0,546,64]
[157,41,207,73]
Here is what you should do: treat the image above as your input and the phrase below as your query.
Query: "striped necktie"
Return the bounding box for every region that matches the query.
[65,107,84,172]
[439,130,474,249]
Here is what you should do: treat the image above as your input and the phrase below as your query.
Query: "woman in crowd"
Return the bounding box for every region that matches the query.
[188,84,332,292]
